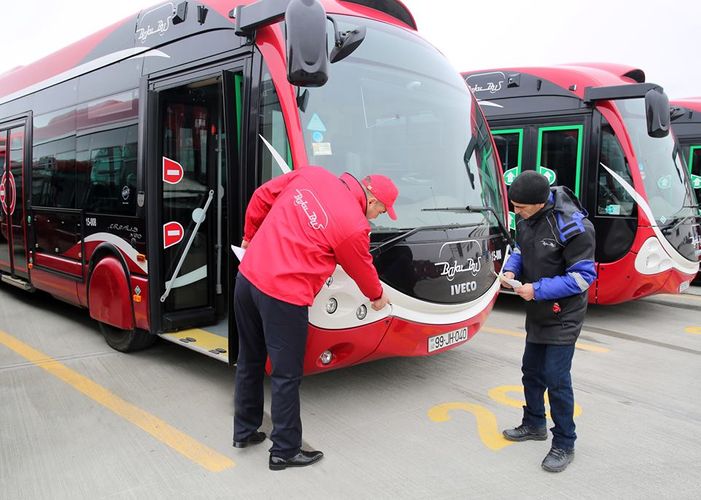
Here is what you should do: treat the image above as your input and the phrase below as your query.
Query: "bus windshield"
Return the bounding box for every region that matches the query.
[617,98,696,223]
[296,16,503,231]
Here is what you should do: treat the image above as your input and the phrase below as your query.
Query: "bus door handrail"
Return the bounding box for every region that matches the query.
[160,189,215,303]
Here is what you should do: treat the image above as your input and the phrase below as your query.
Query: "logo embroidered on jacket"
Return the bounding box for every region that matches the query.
[541,238,558,248]
[293,189,329,230]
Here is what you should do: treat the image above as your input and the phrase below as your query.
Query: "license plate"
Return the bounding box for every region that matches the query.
[679,281,690,293]
[428,327,468,353]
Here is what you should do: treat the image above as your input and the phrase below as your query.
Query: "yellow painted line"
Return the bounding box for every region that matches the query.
[481,326,610,353]
[0,329,235,472]
[684,326,701,335]
[481,326,524,339]
[488,385,582,418]
[428,402,514,451]
[161,328,229,353]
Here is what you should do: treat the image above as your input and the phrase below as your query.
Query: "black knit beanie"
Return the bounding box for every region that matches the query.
[508,170,551,204]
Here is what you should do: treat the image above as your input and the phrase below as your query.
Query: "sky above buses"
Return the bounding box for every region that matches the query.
[1,0,698,98]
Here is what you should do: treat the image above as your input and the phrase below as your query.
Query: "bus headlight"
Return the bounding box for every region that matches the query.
[320,350,333,365]
[325,298,338,314]
[356,304,367,320]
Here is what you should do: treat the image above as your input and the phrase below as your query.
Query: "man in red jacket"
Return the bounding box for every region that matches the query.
[232,166,398,471]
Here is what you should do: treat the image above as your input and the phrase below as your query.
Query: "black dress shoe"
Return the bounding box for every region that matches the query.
[233,431,267,448]
[502,424,548,442]
[269,450,324,471]
[541,447,575,472]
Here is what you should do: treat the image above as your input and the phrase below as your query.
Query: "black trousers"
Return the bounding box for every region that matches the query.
[233,273,309,458]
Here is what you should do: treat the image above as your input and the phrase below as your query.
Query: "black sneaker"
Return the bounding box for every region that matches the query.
[541,447,575,472]
[502,424,548,442]
[269,450,324,471]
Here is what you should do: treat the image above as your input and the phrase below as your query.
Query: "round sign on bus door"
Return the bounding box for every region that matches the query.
[0,171,16,215]
[163,157,184,184]
[163,221,184,249]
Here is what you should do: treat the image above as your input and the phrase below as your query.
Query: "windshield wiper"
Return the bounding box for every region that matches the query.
[370,223,479,256]
[421,205,516,247]
[660,212,700,234]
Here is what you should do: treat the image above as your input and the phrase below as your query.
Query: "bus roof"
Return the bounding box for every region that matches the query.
[462,63,650,101]
[0,0,416,104]
[672,98,701,114]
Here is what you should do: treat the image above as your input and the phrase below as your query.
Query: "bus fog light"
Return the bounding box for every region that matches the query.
[320,350,333,365]
[325,298,338,314]
[356,304,367,320]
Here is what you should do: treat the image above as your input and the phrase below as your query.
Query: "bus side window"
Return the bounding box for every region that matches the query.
[493,132,521,171]
[78,125,137,214]
[597,123,635,216]
[32,108,77,209]
[689,145,701,203]
[539,127,581,195]
[258,67,291,183]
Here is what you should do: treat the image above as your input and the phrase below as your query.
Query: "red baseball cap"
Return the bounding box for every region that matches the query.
[362,174,398,220]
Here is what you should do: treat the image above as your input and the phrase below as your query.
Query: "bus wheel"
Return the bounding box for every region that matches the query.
[99,323,156,352]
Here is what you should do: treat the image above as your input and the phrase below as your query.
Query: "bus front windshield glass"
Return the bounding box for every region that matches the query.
[296,16,503,232]
[617,98,696,223]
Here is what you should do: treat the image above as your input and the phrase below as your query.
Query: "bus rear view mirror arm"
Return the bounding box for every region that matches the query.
[232,0,329,87]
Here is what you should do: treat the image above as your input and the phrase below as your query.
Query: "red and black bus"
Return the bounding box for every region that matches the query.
[463,64,701,304]
[670,97,701,282]
[0,0,510,373]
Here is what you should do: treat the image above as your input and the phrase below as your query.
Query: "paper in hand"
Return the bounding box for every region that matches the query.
[498,274,523,289]
[231,245,246,262]
[492,268,523,288]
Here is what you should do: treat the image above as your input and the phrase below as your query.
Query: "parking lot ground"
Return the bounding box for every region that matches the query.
[1,284,700,499]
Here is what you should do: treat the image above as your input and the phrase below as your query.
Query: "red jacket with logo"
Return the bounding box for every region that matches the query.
[239,166,383,306]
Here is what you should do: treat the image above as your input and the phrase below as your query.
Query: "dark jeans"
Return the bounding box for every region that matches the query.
[521,341,576,450]
[233,273,309,459]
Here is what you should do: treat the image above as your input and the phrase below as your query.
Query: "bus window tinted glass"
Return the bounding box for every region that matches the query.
[690,146,701,203]
[597,123,635,216]
[78,125,137,214]
[258,68,291,183]
[493,132,521,171]
[538,126,582,196]
[32,108,77,208]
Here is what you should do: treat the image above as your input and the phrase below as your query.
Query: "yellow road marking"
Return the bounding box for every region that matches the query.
[488,385,582,418]
[0,329,235,472]
[428,402,514,451]
[481,326,610,353]
[684,326,701,335]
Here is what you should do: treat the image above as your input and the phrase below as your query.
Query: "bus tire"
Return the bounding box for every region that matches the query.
[99,323,156,352]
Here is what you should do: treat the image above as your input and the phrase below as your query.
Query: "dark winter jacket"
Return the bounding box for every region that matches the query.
[503,187,596,344]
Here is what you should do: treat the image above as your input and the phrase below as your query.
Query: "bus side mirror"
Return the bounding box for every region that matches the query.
[285,0,329,87]
[330,25,366,63]
[645,89,670,138]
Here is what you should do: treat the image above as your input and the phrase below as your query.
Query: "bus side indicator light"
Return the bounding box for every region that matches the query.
[137,254,146,262]
[133,294,142,303]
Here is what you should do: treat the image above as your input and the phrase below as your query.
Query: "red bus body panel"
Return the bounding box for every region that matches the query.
[303,293,498,374]
[88,257,134,330]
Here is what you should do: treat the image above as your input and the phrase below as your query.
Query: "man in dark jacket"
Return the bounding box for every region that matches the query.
[501,170,596,473]
[233,166,398,471]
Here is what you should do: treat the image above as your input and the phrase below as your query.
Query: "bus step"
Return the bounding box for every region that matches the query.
[159,328,229,363]
[1,274,35,291]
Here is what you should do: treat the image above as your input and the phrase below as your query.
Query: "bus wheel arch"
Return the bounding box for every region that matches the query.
[88,245,155,352]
